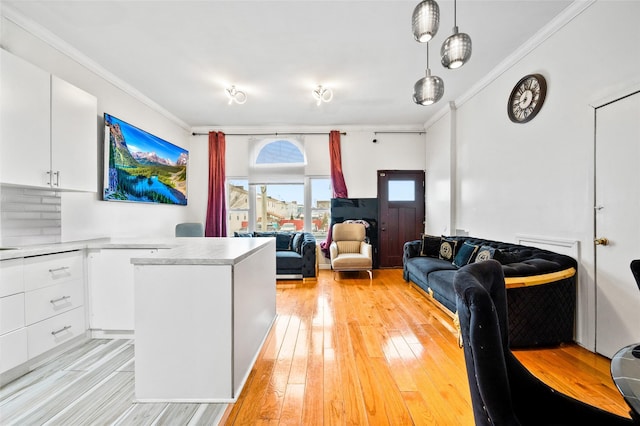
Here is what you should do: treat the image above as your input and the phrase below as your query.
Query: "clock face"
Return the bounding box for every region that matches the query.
[508,74,547,123]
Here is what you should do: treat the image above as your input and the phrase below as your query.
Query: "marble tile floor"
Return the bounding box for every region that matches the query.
[0,339,226,425]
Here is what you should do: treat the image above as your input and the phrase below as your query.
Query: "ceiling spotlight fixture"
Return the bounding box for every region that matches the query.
[412,0,440,43]
[440,0,472,69]
[225,85,247,105]
[313,85,333,106]
[413,43,444,106]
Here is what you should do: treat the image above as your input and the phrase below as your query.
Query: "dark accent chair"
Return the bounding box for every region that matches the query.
[631,259,640,291]
[454,259,635,426]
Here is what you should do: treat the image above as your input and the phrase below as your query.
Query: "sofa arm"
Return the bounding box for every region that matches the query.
[404,240,421,261]
[300,233,317,278]
[403,240,422,281]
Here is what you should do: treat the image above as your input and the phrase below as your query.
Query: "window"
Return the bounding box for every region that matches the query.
[227,179,249,234]
[227,139,332,237]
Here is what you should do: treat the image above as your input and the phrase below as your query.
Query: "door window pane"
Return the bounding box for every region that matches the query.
[388,180,415,201]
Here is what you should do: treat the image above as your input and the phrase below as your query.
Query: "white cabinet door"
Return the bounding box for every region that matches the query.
[88,248,157,331]
[0,49,51,188]
[51,76,98,192]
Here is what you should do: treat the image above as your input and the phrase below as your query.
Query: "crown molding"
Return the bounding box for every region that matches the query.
[425,0,596,130]
[1,4,191,131]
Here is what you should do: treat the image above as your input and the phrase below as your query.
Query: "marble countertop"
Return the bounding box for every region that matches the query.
[130,237,274,266]
[0,236,274,265]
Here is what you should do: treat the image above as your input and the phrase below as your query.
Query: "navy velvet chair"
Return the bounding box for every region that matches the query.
[454,259,635,426]
[175,222,204,237]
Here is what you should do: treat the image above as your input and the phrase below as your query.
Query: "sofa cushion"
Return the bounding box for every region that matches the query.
[439,237,458,261]
[420,234,441,257]
[425,269,458,312]
[405,256,457,279]
[453,242,479,267]
[234,232,253,238]
[276,250,304,272]
[275,233,293,251]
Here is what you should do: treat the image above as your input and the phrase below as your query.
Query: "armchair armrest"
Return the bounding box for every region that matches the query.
[404,240,422,260]
[403,240,422,281]
[360,241,373,258]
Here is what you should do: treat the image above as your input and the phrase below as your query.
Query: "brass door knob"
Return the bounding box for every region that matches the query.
[594,237,609,246]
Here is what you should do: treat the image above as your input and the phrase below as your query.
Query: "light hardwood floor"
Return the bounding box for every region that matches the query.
[0,269,631,425]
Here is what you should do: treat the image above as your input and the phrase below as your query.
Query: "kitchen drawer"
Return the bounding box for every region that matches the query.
[24,251,83,292]
[0,293,25,334]
[27,306,85,359]
[0,257,25,297]
[25,279,83,326]
[0,327,28,373]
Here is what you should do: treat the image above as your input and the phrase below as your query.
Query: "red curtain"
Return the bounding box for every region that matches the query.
[205,131,227,237]
[329,130,348,198]
[320,130,348,257]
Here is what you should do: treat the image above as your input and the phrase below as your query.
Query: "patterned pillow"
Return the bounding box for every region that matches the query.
[453,242,479,267]
[420,234,441,257]
[475,246,496,262]
[439,237,458,261]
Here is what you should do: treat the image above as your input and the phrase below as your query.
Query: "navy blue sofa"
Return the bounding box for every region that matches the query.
[234,231,316,279]
[403,235,578,347]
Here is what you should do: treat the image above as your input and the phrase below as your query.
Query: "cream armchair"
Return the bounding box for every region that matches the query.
[329,223,373,280]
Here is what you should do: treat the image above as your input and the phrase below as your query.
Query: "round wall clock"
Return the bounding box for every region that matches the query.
[507,73,547,123]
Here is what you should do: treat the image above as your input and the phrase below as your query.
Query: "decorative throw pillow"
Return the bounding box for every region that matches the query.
[292,232,304,254]
[494,249,519,265]
[453,242,479,267]
[275,233,293,251]
[439,237,458,261]
[420,234,441,257]
[474,246,496,262]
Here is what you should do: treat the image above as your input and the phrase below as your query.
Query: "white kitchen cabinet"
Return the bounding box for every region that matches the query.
[0,49,51,188]
[50,75,98,192]
[0,49,98,191]
[23,251,86,359]
[87,248,158,333]
[0,258,27,375]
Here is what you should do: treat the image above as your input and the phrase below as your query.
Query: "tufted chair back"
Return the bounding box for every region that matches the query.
[454,260,635,426]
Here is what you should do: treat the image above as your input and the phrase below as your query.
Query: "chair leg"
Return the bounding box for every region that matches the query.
[367,270,372,280]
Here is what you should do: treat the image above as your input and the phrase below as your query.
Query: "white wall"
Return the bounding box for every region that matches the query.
[425,1,640,349]
[1,17,194,240]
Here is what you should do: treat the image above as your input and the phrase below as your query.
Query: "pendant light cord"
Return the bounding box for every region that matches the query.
[454,0,457,27]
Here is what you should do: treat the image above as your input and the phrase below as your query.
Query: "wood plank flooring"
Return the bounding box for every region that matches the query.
[0,269,632,425]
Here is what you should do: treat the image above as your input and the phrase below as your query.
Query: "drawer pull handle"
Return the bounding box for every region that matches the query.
[51,325,71,336]
[50,295,71,304]
[48,266,70,273]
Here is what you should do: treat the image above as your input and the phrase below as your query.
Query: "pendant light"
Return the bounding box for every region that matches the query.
[440,0,472,69]
[413,43,444,106]
[412,0,440,43]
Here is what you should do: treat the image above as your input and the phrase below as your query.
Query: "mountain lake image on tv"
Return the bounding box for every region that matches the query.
[103,113,188,205]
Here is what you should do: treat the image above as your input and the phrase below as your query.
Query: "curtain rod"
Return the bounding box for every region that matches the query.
[191,131,347,136]
[373,131,425,135]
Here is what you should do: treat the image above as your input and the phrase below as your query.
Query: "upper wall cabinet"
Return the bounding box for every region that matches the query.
[0,49,98,192]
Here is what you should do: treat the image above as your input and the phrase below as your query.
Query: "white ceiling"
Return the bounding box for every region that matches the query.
[1,0,575,129]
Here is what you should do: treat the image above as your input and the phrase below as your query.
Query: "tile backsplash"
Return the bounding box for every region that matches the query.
[0,185,62,247]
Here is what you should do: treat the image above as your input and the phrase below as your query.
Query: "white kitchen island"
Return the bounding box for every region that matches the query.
[131,237,276,403]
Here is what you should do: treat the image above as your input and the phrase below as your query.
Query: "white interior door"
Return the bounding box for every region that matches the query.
[595,91,640,358]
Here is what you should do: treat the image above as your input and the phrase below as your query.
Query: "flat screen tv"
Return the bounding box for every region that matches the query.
[103,113,188,205]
